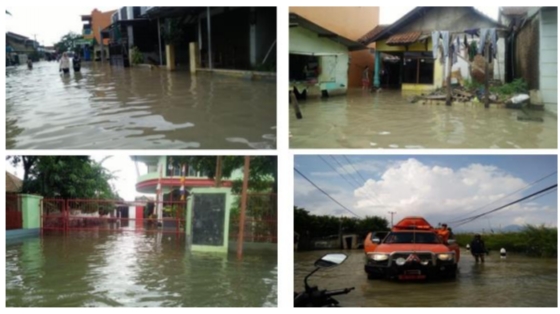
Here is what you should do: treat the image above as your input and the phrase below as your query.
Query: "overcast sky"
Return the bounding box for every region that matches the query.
[294,155,557,233]
[6,156,147,200]
[6,6,500,46]
[5,6,118,46]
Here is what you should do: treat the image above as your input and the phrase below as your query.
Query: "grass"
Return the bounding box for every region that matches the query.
[455,225,557,258]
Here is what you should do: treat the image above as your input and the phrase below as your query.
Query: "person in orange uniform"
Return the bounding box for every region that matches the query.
[437,223,450,243]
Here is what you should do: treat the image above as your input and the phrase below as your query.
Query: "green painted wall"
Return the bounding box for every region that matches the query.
[21,194,42,229]
[187,187,232,253]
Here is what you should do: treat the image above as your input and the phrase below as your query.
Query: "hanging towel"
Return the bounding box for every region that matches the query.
[441,31,450,57]
[488,28,498,58]
[431,31,440,59]
[451,41,457,64]
[464,35,468,49]
[478,28,490,55]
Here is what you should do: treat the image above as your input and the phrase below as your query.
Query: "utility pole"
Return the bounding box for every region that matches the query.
[388,211,396,227]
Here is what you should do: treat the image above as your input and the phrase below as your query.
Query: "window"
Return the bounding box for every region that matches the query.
[402,52,434,85]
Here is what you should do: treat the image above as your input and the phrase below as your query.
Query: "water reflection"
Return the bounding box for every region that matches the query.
[6,61,276,149]
[295,250,557,307]
[6,233,278,307]
[290,90,557,148]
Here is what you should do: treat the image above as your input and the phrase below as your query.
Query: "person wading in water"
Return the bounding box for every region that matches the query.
[59,52,70,75]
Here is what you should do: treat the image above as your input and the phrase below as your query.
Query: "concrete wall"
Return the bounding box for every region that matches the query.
[539,7,558,113]
[290,26,349,93]
[21,194,42,229]
[228,241,277,253]
[290,7,379,87]
[515,16,540,90]
[187,187,232,253]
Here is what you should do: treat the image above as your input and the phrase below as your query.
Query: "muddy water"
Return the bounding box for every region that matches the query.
[6,61,276,149]
[6,233,277,307]
[295,250,557,307]
[290,90,557,149]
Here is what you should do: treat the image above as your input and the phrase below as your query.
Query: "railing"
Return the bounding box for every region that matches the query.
[6,194,22,230]
[230,193,277,243]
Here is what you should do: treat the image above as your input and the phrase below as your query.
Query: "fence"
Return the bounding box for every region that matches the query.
[229,193,277,243]
[41,199,186,236]
[6,194,22,230]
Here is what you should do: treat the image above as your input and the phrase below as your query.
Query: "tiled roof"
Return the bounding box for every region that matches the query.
[6,172,22,193]
[386,31,423,45]
[358,24,388,44]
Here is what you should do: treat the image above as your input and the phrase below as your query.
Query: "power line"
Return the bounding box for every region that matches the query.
[294,167,362,218]
[448,171,557,223]
[318,156,360,190]
[451,184,557,228]
[331,155,383,205]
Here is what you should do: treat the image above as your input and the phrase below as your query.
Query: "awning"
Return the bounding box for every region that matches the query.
[290,13,367,52]
[74,38,95,46]
[142,7,206,19]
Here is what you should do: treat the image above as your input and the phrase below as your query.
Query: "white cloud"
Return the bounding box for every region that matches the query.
[295,158,556,231]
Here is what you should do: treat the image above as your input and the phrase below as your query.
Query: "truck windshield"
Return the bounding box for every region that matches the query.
[383,232,441,244]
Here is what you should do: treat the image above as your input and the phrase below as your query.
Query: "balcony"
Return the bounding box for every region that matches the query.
[82,27,93,39]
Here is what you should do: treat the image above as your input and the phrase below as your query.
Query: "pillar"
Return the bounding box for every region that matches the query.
[374,50,381,88]
[166,44,176,71]
[21,194,42,229]
[207,7,213,70]
[189,42,199,73]
[249,7,257,67]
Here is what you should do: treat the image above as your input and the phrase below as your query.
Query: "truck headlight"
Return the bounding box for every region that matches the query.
[369,253,389,261]
[437,253,453,261]
[420,260,430,266]
[395,257,406,266]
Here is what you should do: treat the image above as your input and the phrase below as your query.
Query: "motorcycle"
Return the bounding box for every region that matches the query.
[294,253,355,307]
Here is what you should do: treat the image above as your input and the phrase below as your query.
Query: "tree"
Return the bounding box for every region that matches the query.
[54,32,82,53]
[7,156,116,199]
[168,156,277,193]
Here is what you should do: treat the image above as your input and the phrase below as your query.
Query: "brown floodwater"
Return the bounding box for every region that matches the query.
[295,249,557,307]
[6,233,277,307]
[290,89,557,149]
[6,61,276,149]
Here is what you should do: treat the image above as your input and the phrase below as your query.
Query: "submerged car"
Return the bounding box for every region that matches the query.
[364,217,460,280]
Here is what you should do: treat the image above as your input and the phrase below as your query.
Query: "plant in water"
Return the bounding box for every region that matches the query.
[131,46,144,65]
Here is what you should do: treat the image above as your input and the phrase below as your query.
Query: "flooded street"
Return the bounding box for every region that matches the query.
[6,61,276,149]
[6,233,277,307]
[290,90,557,149]
[295,250,557,307]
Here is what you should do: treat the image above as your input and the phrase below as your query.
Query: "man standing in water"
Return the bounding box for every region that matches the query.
[59,52,70,75]
[470,234,487,263]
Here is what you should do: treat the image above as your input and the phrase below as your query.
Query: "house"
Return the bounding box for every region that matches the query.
[141,7,277,73]
[359,7,505,92]
[6,171,22,193]
[500,7,557,113]
[80,8,117,61]
[289,13,367,97]
[6,32,38,65]
[289,7,380,88]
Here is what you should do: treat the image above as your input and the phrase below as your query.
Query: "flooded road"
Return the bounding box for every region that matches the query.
[295,250,557,307]
[6,233,277,307]
[290,90,557,149]
[6,61,276,149]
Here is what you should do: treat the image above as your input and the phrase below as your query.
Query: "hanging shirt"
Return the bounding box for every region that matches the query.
[431,31,440,59]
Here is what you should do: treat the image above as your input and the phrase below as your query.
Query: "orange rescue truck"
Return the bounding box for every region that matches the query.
[364,217,460,280]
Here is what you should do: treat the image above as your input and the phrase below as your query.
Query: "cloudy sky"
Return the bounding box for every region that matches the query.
[294,155,557,233]
[6,156,147,200]
[5,6,118,46]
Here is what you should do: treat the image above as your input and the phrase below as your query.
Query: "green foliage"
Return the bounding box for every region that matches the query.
[7,156,117,200]
[455,225,557,258]
[294,206,389,239]
[54,32,82,53]
[131,46,144,65]
[490,78,528,96]
[464,78,483,91]
[168,156,277,194]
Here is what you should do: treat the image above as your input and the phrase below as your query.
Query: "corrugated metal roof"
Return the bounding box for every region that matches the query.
[386,31,423,45]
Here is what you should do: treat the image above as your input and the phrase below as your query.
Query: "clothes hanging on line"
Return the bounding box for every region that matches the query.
[431,31,440,59]
[441,31,450,57]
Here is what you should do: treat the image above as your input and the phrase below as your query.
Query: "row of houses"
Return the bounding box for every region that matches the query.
[289,6,557,113]
[5,32,55,65]
[77,7,277,73]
